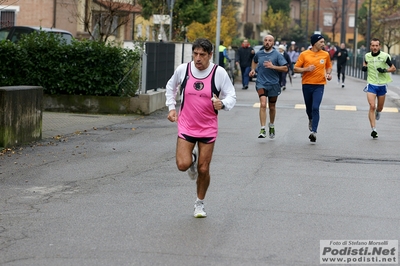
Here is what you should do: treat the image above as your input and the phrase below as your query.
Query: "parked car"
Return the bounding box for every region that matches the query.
[0,26,73,44]
[253,45,263,52]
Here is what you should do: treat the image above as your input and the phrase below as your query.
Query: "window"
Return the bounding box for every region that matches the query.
[92,12,119,37]
[348,14,355,28]
[259,1,263,23]
[136,24,142,38]
[252,0,255,15]
[0,10,16,29]
[323,13,333,26]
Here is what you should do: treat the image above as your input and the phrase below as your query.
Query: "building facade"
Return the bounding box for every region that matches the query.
[236,0,363,48]
[0,0,148,42]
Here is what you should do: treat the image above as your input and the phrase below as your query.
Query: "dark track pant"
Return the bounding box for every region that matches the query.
[302,84,324,133]
[241,66,251,86]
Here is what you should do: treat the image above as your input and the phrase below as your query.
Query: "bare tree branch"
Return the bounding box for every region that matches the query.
[0,0,20,10]
[61,0,140,42]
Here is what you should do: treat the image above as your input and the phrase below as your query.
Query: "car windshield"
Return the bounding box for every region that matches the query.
[49,32,73,44]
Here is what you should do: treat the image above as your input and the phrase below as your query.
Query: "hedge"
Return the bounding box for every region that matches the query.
[0,31,141,96]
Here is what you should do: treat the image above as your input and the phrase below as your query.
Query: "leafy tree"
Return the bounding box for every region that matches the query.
[243,22,254,39]
[185,2,238,45]
[284,24,306,46]
[138,0,168,19]
[138,0,215,40]
[358,0,400,53]
[357,4,368,37]
[261,7,291,41]
[268,0,291,16]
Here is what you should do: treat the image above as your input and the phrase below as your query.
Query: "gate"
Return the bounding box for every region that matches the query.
[144,42,175,92]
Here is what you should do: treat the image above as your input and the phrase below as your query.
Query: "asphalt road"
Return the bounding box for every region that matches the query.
[1,72,399,266]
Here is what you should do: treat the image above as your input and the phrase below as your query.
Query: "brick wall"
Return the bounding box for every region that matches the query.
[1,0,77,35]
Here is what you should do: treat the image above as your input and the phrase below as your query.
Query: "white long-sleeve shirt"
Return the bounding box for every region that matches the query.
[165,61,236,111]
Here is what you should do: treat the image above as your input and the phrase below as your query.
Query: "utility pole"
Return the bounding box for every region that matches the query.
[305,0,309,39]
[168,0,175,41]
[366,0,372,52]
[316,0,320,32]
[340,0,347,44]
[215,0,222,64]
[353,0,358,66]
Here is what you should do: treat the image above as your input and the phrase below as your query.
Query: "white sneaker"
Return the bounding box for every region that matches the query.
[194,201,207,218]
[187,146,198,180]
[342,83,345,88]
[268,123,275,139]
[375,110,381,120]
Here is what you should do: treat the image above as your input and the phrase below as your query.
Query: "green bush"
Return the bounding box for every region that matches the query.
[0,31,141,96]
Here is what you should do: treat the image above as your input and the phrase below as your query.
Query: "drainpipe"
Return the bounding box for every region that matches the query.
[53,0,57,28]
[85,0,89,31]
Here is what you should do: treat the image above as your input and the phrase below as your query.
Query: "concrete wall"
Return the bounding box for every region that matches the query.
[43,90,167,115]
[0,86,43,148]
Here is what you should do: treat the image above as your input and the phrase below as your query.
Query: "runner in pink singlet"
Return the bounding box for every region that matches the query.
[178,62,219,143]
[165,38,236,218]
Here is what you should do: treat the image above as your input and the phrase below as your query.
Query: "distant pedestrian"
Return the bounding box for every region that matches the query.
[329,45,336,60]
[361,38,396,139]
[249,34,288,139]
[294,34,332,142]
[287,45,299,77]
[359,45,366,57]
[166,38,236,218]
[278,44,291,90]
[235,39,255,89]
[218,40,231,67]
[334,43,349,88]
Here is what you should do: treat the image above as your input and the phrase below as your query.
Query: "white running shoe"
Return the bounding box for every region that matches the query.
[268,123,275,139]
[375,110,381,121]
[187,146,198,180]
[194,201,207,218]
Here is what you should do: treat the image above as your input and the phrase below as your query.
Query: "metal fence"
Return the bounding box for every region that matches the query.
[345,53,400,80]
[345,54,367,80]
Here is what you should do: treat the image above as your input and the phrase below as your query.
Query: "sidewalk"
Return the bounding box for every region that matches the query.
[42,112,140,139]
